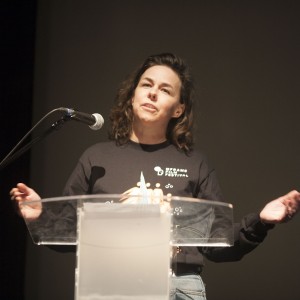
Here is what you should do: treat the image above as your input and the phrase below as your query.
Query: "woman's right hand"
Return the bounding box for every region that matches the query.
[10,183,42,220]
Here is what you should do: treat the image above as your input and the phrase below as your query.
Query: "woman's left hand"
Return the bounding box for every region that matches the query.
[259,190,300,224]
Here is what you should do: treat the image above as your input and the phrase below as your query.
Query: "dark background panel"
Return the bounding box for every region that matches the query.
[0,1,36,299]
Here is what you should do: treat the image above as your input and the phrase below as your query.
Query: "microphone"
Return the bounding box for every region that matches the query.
[61,108,104,130]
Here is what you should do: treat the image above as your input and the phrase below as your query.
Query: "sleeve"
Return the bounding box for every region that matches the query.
[200,213,275,262]
[62,151,92,196]
[195,156,225,202]
[196,159,275,262]
[47,151,92,253]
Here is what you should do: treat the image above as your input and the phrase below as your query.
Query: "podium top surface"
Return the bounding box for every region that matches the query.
[20,194,234,247]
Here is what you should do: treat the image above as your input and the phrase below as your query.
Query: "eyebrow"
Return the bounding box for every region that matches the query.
[142,77,174,89]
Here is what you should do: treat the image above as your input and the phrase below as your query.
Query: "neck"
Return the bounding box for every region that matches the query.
[130,125,167,145]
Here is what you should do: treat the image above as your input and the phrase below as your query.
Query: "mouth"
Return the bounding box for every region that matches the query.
[141,103,157,112]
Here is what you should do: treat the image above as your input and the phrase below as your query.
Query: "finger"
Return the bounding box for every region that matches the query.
[281,191,300,221]
[121,197,138,204]
[10,189,17,198]
[122,187,137,196]
[9,187,16,196]
[120,187,141,201]
[11,192,21,201]
[283,191,300,211]
[16,182,30,194]
[153,188,163,204]
[10,184,29,199]
[120,194,129,202]
[10,189,23,201]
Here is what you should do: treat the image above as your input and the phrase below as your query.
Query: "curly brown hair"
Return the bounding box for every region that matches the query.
[109,53,194,153]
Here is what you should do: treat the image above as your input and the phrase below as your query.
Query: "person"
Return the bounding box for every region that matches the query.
[10,53,300,300]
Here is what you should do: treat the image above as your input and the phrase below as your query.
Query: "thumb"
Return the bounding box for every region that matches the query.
[16,183,31,195]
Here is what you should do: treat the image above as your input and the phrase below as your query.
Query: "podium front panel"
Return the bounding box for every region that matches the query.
[76,203,171,300]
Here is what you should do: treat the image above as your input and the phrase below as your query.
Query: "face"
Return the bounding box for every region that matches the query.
[131,65,184,130]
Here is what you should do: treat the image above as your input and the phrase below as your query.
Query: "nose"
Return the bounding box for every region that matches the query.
[148,88,157,101]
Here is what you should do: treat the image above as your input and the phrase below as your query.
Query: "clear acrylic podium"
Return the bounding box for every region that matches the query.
[21,194,233,300]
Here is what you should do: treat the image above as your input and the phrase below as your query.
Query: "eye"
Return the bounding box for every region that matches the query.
[161,88,170,95]
[141,82,151,87]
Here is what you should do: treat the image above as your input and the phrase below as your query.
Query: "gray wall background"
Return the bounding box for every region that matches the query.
[26,1,299,299]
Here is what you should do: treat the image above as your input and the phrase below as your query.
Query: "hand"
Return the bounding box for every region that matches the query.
[259,190,300,224]
[121,186,163,204]
[120,186,170,213]
[10,183,42,221]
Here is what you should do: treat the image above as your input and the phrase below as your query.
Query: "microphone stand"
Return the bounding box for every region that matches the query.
[0,111,71,171]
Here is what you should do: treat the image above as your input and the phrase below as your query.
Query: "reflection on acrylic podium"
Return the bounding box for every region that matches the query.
[21,194,233,300]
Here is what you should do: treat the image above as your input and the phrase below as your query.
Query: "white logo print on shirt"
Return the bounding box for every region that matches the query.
[154,166,189,178]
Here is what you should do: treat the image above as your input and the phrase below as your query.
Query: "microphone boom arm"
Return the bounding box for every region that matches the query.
[0,113,71,171]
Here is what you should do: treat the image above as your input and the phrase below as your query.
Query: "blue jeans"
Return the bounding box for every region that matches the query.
[170,275,207,300]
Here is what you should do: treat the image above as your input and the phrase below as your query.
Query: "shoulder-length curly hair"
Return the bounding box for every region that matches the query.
[109,53,194,153]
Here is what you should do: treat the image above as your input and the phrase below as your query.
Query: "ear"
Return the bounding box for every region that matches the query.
[172,103,185,118]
